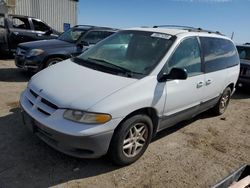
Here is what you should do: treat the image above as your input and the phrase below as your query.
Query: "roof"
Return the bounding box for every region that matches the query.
[237,44,250,48]
[8,14,36,19]
[125,25,226,39]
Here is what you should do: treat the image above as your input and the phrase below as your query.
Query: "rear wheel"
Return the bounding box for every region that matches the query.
[109,114,153,166]
[212,87,231,115]
[45,57,63,68]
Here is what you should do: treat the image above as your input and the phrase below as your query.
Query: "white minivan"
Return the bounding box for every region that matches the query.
[20,26,240,165]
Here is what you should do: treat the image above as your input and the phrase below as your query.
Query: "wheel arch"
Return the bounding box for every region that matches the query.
[42,54,71,68]
[114,107,160,137]
[227,83,234,93]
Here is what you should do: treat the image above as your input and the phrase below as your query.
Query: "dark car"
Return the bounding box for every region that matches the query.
[236,44,250,88]
[0,14,59,54]
[15,25,117,72]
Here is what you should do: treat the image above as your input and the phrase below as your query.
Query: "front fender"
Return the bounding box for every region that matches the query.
[88,76,166,119]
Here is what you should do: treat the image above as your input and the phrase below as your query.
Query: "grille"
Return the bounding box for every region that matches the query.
[25,89,58,116]
[30,89,38,98]
[16,47,27,56]
[41,98,58,110]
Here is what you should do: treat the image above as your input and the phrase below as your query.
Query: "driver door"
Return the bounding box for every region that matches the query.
[159,37,205,130]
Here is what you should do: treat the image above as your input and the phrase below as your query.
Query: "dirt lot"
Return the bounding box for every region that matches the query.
[0,59,249,188]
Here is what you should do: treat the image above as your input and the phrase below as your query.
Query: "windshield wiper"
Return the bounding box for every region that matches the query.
[87,57,145,77]
[87,57,129,72]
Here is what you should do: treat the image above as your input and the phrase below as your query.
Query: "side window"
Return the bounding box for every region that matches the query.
[0,15,4,28]
[84,31,111,45]
[167,37,202,77]
[11,17,31,30]
[237,46,250,60]
[32,19,50,32]
[200,37,239,73]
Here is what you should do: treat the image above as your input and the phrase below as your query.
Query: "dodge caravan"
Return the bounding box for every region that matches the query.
[20,26,240,165]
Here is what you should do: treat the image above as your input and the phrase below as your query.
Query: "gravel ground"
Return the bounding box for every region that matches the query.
[0,59,249,188]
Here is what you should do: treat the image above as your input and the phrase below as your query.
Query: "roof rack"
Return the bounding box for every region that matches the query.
[152,25,224,36]
[244,43,250,45]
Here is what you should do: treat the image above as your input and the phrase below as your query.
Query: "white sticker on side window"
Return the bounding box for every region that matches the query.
[151,33,172,39]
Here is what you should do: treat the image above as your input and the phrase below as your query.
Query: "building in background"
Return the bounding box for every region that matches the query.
[0,0,7,14]
[0,0,78,32]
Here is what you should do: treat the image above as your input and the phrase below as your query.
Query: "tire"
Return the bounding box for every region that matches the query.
[45,57,63,68]
[212,87,231,115]
[108,114,153,166]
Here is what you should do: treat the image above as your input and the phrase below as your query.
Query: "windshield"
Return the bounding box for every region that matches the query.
[74,30,175,77]
[58,28,87,43]
[237,46,250,60]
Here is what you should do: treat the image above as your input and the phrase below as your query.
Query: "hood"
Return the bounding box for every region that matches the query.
[240,59,250,66]
[29,59,137,110]
[19,39,73,50]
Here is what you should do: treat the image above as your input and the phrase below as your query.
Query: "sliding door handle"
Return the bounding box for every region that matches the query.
[197,81,204,88]
[206,79,212,85]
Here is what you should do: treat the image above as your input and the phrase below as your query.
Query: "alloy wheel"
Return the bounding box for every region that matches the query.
[123,123,148,158]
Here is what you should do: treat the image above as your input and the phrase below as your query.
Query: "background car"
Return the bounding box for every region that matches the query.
[15,25,117,72]
[236,43,250,88]
[0,14,60,54]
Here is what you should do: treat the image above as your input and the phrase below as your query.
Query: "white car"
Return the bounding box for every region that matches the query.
[20,26,240,165]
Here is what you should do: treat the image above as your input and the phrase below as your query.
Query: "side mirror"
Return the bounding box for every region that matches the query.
[77,40,89,49]
[80,40,89,46]
[44,28,53,35]
[157,68,188,82]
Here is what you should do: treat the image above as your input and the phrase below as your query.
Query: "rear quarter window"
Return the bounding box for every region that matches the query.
[200,37,239,73]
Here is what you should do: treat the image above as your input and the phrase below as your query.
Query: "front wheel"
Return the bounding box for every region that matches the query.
[108,114,153,166]
[45,57,63,68]
[212,87,232,115]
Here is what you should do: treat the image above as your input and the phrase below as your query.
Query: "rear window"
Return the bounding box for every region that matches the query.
[200,37,239,73]
[237,46,250,60]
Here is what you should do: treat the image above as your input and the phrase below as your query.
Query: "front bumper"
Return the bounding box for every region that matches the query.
[15,55,43,72]
[21,110,114,158]
[20,89,122,158]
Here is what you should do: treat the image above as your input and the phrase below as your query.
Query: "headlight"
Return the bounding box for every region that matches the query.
[26,49,44,57]
[63,109,112,124]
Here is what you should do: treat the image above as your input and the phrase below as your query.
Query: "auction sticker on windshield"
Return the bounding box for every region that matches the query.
[151,33,172,39]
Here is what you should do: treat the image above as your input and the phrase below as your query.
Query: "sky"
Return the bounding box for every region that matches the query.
[78,0,250,44]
